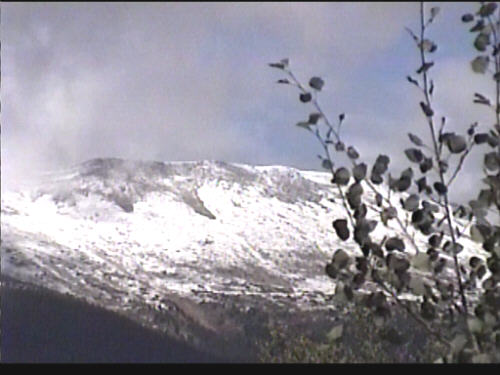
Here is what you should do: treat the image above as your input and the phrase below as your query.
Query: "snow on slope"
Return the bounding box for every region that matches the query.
[1,158,486,326]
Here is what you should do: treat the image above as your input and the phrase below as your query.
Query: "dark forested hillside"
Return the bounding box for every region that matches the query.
[1,279,238,363]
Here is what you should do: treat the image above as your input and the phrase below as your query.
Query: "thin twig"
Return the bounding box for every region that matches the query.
[447,140,474,187]
[487,13,500,129]
[417,1,469,317]
[311,126,356,228]
[285,68,423,254]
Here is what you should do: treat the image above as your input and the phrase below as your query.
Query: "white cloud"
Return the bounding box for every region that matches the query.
[1,1,488,204]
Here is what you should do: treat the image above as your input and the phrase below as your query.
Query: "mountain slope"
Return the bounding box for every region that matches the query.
[0,158,485,359]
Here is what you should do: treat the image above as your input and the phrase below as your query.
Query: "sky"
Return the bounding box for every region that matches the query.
[1,2,495,202]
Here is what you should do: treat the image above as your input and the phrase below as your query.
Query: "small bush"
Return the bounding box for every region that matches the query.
[258,301,448,363]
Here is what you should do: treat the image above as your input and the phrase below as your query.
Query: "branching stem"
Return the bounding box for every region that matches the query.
[418,1,469,317]
[284,68,422,254]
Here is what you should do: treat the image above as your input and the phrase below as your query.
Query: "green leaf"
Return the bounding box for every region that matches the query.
[352,163,367,181]
[335,141,345,152]
[355,206,368,224]
[269,58,289,69]
[412,253,431,272]
[430,7,440,20]
[469,256,482,269]
[352,272,366,288]
[428,234,442,248]
[332,249,350,269]
[409,276,426,295]
[299,92,312,103]
[419,157,433,174]
[348,182,364,197]
[446,134,467,153]
[387,253,410,273]
[370,172,383,185]
[325,263,338,279]
[433,259,446,275]
[462,13,474,23]
[348,190,363,211]
[309,76,324,91]
[308,112,322,124]
[269,62,285,69]
[433,182,447,195]
[416,62,434,74]
[470,19,485,32]
[487,132,499,147]
[438,160,448,174]
[408,133,424,146]
[376,154,390,165]
[401,167,413,180]
[405,26,419,43]
[411,209,425,225]
[333,167,351,186]
[473,92,491,105]
[296,121,312,131]
[403,194,420,212]
[450,334,468,354]
[332,283,348,304]
[380,210,389,225]
[384,207,398,220]
[385,237,405,252]
[478,3,498,18]
[477,264,487,279]
[405,148,424,163]
[474,33,490,52]
[407,75,419,86]
[372,155,389,175]
[326,324,344,342]
[420,39,437,53]
[484,152,499,171]
[470,225,485,243]
[321,159,333,170]
[471,56,489,73]
[333,219,350,241]
[416,176,428,193]
[467,316,484,333]
[452,243,464,254]
[474,133,490,144]
[420,102,434,117]
[396,176,412,192]
[353,220,371,245]
[347,146,360,160]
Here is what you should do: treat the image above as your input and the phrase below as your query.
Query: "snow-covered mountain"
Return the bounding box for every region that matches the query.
[0,158,485,359]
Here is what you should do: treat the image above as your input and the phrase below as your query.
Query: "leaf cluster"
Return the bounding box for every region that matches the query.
[269,2,500,363]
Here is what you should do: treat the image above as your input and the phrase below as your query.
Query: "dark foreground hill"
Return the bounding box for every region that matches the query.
[1,278,245,363]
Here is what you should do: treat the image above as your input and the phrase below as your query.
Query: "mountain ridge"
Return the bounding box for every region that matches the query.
[0,157,486,359]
